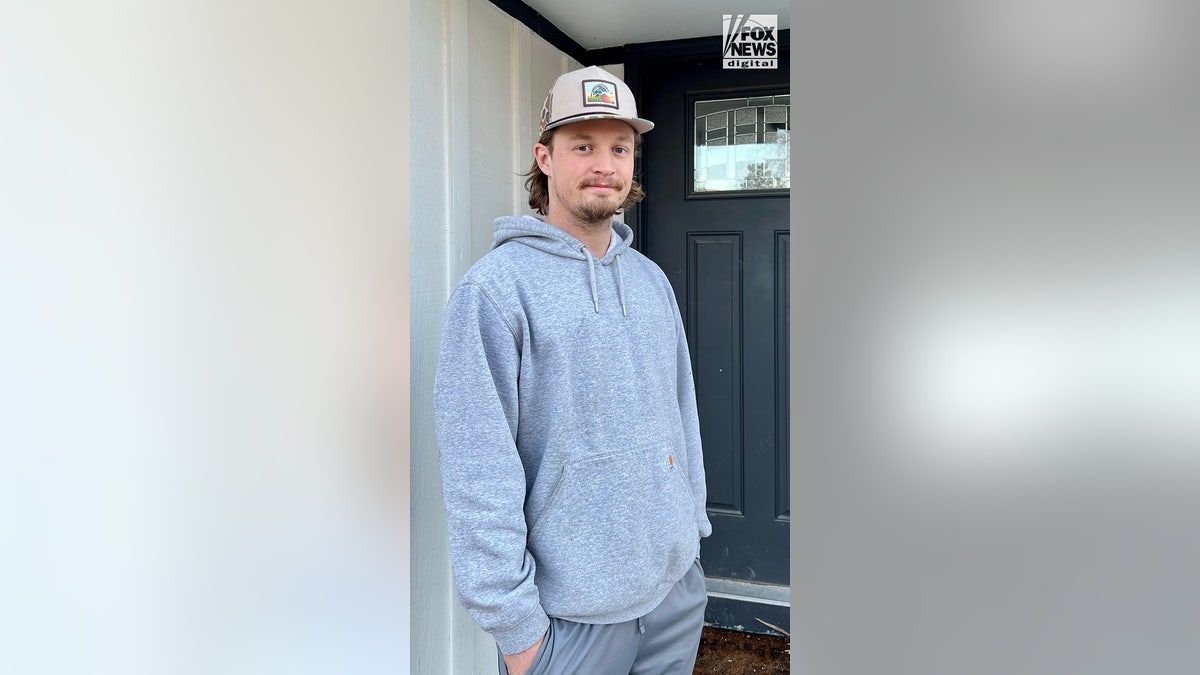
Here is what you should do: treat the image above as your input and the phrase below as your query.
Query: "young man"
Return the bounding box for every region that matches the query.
[434,66,711,675]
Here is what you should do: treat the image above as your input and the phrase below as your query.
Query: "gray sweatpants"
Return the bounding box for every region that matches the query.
[497,559,707,675]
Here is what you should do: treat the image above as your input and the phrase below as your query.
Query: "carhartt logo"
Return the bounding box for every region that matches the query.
[581,79,619,108]
[722,14,778,69]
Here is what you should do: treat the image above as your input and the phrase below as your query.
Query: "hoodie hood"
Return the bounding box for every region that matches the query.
[492,215,635,315]
[493,215,633,264]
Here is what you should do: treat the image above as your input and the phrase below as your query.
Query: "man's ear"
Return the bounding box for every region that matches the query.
[533,143,553,176]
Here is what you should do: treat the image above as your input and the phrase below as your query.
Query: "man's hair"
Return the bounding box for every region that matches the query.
[522,128,646,216]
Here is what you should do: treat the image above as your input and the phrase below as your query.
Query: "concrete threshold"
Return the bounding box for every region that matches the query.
[704,576,790,608]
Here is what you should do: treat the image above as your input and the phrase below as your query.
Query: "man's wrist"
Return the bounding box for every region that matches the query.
[501,633,545,675]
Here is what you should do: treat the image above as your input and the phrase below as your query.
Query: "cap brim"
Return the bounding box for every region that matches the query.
[545,113,654,135]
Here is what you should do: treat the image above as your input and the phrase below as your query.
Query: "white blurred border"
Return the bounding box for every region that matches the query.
[2,2,410,673]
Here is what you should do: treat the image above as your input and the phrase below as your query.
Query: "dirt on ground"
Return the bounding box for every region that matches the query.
[693,626,790,674]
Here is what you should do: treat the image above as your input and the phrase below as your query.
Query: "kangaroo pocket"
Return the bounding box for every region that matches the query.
[528,446,698,619]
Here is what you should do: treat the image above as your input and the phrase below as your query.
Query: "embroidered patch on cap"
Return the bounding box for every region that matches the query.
[581,79,619,109]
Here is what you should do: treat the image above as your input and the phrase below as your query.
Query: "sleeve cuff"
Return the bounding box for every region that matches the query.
[491,605,551,656]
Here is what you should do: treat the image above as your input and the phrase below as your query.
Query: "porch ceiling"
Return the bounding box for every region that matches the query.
[520,0,790,49]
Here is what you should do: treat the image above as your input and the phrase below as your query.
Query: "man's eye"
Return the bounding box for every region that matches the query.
[614,147,629,154]
[575,145,591,152]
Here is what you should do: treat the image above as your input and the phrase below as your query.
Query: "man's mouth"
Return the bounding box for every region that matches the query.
[581,181,621,191]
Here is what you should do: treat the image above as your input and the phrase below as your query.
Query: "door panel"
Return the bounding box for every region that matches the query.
[774,231,790,521]
[688,233,743,514]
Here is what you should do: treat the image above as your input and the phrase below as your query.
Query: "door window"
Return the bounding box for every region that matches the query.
[691,93,789,195]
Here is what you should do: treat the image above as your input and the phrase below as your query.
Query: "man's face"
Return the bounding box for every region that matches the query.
[535,118,636,229]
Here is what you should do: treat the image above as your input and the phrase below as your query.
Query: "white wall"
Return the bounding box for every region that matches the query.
[408,0,585,672]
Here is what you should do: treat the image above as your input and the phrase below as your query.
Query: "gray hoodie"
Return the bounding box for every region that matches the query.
[434,215,712,655]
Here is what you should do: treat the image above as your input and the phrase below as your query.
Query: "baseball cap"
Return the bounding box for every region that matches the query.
[539,65,654,135]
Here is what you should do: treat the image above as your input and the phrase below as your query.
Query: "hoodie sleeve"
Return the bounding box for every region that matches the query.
[670,291,713,539]
[433,281,549,655]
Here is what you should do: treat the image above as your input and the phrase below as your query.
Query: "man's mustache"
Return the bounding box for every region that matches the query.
[579,178,625,190]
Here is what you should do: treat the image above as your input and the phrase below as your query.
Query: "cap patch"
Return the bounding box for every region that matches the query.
[581,79,619,109]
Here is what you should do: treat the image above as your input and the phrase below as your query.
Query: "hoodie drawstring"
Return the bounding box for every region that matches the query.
[615,253,627,317]
[584,247,600,313]
[582,245,627,316]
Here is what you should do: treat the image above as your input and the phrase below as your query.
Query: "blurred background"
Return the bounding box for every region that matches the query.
[792,1,1200,673]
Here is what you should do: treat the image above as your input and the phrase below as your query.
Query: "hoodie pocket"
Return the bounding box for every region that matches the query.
[669,456,698,513]
[527,446,698,617]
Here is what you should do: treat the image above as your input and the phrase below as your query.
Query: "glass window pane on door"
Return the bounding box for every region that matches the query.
[693,94,789,193]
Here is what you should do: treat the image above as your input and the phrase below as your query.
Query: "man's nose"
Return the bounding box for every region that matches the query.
[591,154,615,175]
